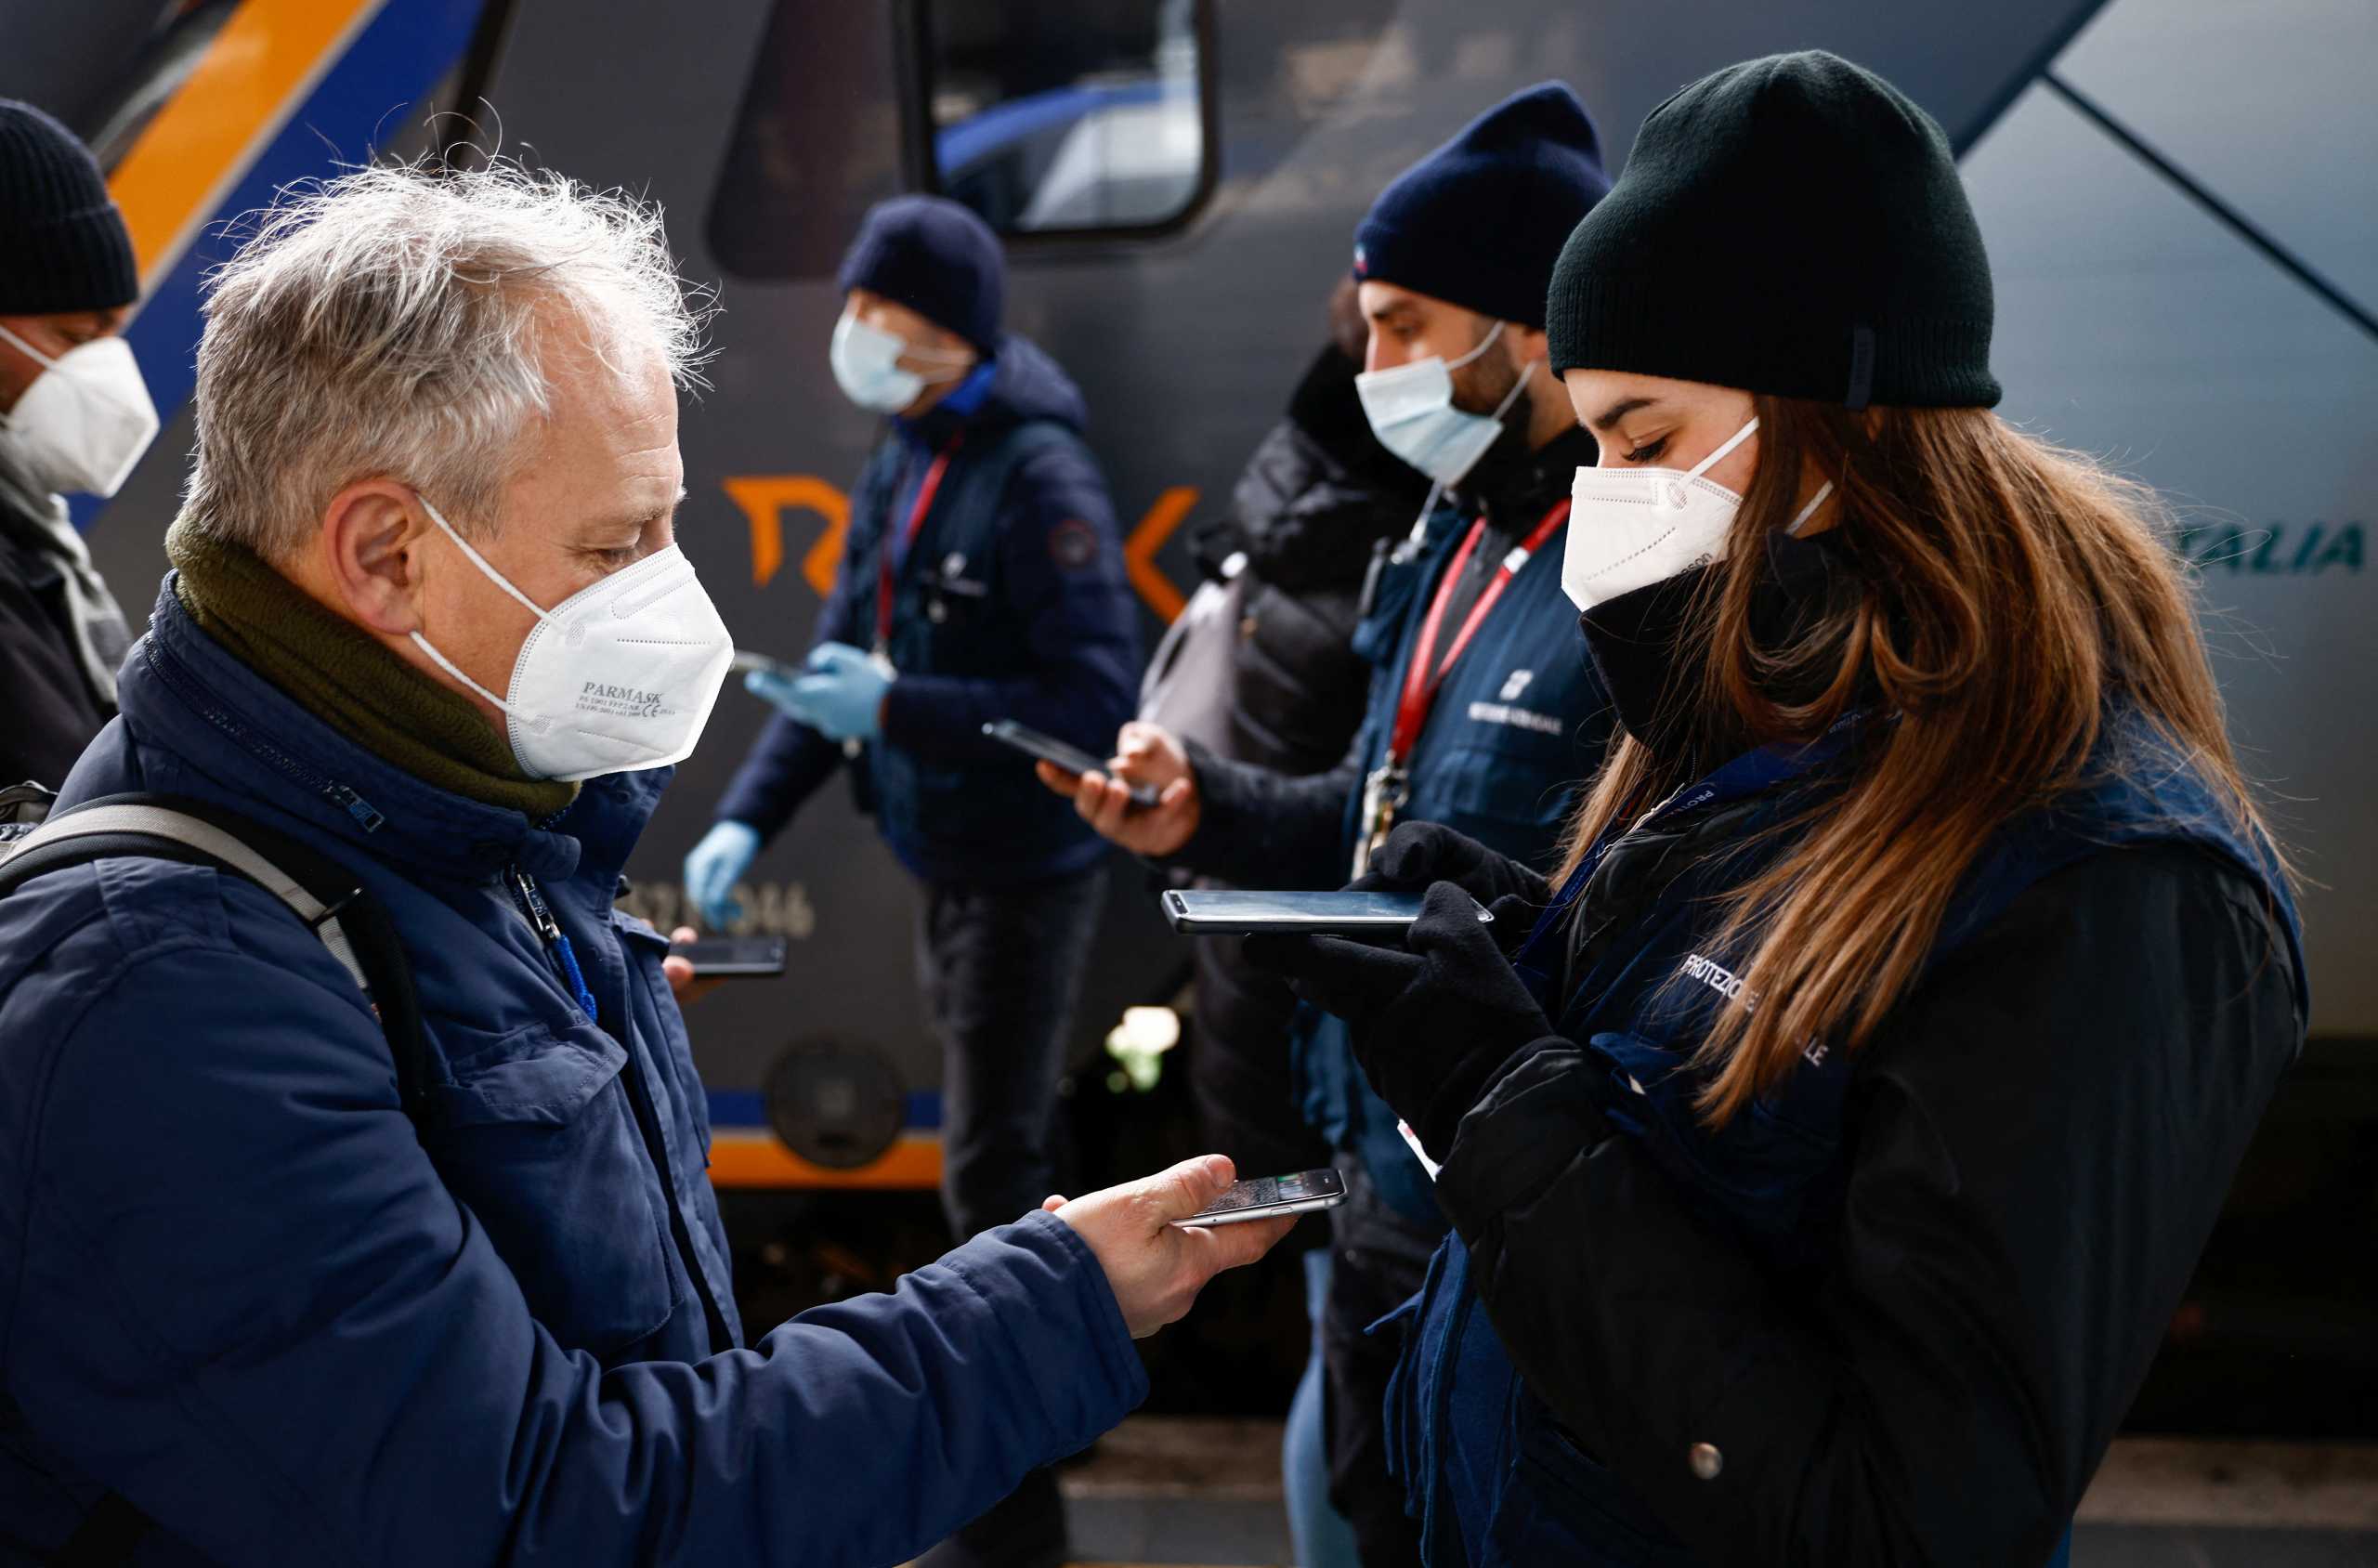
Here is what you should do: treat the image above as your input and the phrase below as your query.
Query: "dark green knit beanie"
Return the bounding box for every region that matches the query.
[1546,50,2000,409]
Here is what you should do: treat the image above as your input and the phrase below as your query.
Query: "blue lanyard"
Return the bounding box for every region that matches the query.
[1512,710,1870,977]
[507,865,598,1021]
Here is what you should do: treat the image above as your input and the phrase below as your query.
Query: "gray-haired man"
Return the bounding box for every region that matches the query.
[0,160,1285,1566]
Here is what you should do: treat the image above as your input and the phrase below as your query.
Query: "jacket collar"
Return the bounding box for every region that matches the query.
[124,577,666,887]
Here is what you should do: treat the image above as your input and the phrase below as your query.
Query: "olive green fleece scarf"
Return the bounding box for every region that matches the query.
[166,520,577,819]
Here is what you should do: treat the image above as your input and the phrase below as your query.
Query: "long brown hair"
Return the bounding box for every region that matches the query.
[1559,394,2282,1128]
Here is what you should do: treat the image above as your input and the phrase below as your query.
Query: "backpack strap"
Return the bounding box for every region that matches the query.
[0,792,430,1119]
[0,796,432,1566]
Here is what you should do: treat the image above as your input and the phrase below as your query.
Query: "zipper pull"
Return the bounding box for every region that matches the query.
[509,866,598,1022]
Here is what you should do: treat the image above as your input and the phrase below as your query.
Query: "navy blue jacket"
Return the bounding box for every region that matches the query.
[0,583,1146,1566]
[1391,710,2306,1566]
[715,335,1140,883]
[1182,428,1614,1221]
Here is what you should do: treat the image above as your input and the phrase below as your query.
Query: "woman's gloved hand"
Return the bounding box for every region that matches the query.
[1246,881,1554,1159]
[1353,819,1551,909]
[684,819,762,927]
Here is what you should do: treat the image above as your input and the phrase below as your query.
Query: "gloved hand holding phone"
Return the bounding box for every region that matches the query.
[747,641,891,743]
[1246,881,1555,1161]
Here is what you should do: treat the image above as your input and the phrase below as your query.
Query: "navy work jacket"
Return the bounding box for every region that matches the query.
[1302,499,1613,1222]
[1384,708,2306,1566]
[0,582,1145,1566]
[716,334,1140,884]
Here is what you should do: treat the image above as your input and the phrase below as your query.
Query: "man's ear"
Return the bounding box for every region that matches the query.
[319,479,431,636]
[1508,322,1552,372]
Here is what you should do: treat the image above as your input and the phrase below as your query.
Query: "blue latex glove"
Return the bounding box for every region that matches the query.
[745,641,890,743]
[684,819,761,927]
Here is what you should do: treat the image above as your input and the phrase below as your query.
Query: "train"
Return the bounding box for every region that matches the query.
[7,0,2372,1426]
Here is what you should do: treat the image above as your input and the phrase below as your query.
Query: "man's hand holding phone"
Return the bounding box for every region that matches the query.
[1040,1155,1294,1339]
[1036,720,1202,857]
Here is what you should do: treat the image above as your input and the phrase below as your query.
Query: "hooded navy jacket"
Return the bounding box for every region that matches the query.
[0,582,1146,1566]
[715,334,1139,883]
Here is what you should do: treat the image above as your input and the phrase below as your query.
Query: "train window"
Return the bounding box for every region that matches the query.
[707,2,910,281]
[915,0,1213,237]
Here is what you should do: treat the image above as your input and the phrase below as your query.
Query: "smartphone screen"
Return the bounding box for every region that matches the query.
[667,935,789,976]
[1175,1168,1348,1227]
[981,720,1157,807]
[1161,888,1491,936]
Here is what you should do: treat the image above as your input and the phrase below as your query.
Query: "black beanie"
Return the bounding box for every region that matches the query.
[1546,51,1999,409]
[1354,83,1610,329]
[0,99,137,317]
[837,195,1004,354]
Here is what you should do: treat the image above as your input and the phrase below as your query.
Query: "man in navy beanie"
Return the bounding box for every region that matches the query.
[0,98,150,789]
[1042,83,1621,1568]
[689,193,1138,1568]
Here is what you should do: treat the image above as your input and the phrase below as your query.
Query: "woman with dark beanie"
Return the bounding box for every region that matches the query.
[1249,51,2306,1567]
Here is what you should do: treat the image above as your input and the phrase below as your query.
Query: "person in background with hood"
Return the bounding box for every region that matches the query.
[0,99,153,786]
[687,193,1140,1568]
[1047,85,1618,1568]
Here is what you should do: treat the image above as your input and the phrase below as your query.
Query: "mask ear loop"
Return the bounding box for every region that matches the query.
[1785,480,1836,536]
[1687,416,1762,480]
[407,494,553,725]
[0,321,59,372]
[1444,318,1507,372]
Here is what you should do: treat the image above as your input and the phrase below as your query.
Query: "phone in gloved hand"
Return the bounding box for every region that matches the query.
[1161,887,1493,936]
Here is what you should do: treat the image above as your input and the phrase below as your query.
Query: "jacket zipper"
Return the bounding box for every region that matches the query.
[506,861,734,1354]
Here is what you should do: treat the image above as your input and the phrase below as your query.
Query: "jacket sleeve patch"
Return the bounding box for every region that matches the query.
[1048,518,1100,570]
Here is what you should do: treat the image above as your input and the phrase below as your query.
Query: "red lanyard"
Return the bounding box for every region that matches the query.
[876,438,961,650]
[1386,499,1571,764]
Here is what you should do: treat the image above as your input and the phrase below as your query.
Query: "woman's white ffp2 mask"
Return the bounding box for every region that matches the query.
[409,496,735,782]
[1562,416,1833,612]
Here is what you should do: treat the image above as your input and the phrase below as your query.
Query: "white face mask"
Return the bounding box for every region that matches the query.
[0,323,160,499]
[829,310,971,414]
[1562,415,1833,612]
[1355,320,1533,488]
[408,496,736,782]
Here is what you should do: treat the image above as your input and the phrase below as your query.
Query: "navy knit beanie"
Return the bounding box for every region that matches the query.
[1547,52,2000,409]
[1352,83,1610,329]
[837,195,1004,354]
[0,99,137,317]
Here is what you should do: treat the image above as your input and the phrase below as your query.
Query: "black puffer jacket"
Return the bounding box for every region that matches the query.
[1184,345,1428,1177]
[1191,346,1431,774]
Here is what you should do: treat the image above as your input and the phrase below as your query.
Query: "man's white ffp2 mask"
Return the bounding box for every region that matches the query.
[409,496,735,782]
[0,323,160,499]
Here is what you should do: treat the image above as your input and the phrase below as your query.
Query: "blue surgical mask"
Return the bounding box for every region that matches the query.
[1354,320,1532,488]
[829,311,969,414]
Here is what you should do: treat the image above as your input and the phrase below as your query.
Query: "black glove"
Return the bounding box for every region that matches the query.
[1352,821,1552,957]
[1247,881,1553,1160]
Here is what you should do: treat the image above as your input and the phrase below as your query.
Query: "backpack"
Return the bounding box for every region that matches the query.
[0,786,427,1566]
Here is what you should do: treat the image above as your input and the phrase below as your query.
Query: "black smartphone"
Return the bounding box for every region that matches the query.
[666,934,790,976]
[1160,888,1492,936]
[1174,1168,1349,1228]
[981,719,1157,807]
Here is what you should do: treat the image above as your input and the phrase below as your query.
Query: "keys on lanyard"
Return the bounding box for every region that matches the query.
[1353,499,1572,878]
[875,436,962,660]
